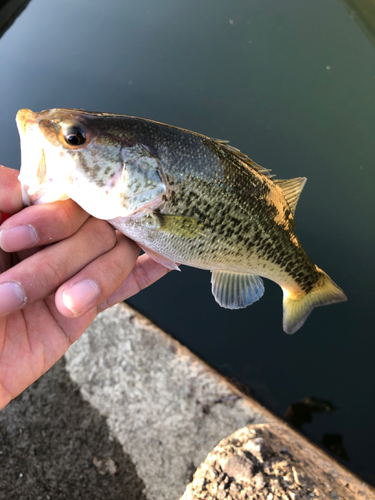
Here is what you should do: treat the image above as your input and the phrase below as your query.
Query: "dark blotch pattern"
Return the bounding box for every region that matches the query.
[121,117,319,291]
[41,109,320,292]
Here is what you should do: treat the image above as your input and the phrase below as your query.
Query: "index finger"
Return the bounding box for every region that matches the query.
[0,165,90,253]
[0,201,90,252]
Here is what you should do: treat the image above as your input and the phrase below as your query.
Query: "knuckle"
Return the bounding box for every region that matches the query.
[109,255,127,280]
[32,201,78,239]
[55,202,78,236]
[39,258,67,290]
[101,238,139,287]
[86,219,116,250]
[131,259,151,293]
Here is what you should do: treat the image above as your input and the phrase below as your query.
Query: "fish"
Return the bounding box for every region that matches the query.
[16,108,347,334]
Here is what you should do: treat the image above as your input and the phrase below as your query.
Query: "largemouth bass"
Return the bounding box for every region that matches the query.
[16,108,347,334]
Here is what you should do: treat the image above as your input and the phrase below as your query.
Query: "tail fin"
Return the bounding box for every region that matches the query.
[282,267,347,334]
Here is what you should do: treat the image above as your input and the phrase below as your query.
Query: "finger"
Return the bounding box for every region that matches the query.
[0,296,99,410]
[0,249,11,274]
[55,232,140,318]
[0,200,90,253]
[97,253,172,313]
[0,217,117,316]
[0,165,23,215]
[0,213,11,224]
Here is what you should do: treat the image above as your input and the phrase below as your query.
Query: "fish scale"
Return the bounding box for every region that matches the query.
[16,108,347,333]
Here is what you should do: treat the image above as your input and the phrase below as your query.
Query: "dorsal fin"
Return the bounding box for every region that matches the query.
[212,139,275,178]
[275,177,307,214]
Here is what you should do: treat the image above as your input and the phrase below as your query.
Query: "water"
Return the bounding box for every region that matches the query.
[1,0,374,484]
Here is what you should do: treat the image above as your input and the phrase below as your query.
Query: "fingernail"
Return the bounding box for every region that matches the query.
[0,281,27,316]
[0,225,39,252]
[62,279,100,315]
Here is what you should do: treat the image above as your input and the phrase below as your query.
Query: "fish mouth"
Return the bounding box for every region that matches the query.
[16,108,70,206]
[17,109,42,205]
[16,109,38,136]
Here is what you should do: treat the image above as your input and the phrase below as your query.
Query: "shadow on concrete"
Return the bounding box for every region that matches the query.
[0,358,147,500]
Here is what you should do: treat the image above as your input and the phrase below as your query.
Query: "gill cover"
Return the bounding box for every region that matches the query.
[16,108,166,219]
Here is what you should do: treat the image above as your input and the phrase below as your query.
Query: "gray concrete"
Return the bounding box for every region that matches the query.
[64,304,270,500]
[1,302,374,499]
[0,356,147,500]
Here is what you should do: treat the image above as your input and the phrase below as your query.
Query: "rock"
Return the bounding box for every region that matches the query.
[222,455,254,482]
[92,456,120,476]
[180,423,372,500]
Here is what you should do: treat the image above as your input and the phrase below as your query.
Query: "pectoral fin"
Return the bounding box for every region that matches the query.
[211,270,264,309]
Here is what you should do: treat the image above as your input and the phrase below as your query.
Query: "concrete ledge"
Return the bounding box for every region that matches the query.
[1,302,373,499]
[64,303,270,499]
[64,303,374,500]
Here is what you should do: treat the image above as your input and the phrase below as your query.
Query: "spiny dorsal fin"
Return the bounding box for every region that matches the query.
[275,177,307,214]
[212,139,275,178]
[211,270,264,309]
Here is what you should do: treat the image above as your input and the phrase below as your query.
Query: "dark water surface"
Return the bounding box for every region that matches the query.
[1,0,374,484]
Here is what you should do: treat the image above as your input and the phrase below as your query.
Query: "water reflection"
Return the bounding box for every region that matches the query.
[285,396,350,461]
[285,396,337,428]
[0,0,32,39]
[0,0,374,485]
[339,0,375,45]
[322,434,350,461]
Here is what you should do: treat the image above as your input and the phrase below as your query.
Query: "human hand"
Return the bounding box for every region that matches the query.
[0,165,170,410]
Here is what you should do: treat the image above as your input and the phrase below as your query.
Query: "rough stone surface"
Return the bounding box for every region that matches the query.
[64,304,270,500]
[181,424,373,500]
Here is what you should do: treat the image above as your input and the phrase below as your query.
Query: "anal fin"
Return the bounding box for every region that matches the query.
[211,270,264,309]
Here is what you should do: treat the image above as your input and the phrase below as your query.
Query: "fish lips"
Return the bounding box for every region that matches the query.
[16,109,70,206]
[16,108,38,134]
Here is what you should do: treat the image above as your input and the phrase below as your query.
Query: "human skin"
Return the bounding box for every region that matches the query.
[0,165,170,410]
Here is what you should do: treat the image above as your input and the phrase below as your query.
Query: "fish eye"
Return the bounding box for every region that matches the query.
[63,126,87,147]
